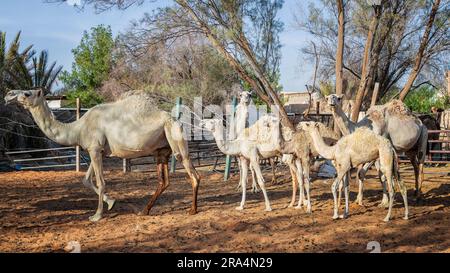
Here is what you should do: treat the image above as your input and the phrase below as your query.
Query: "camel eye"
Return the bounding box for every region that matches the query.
[24,93,31,97]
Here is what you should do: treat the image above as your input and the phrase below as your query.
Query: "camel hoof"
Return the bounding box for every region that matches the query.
[137,210,149,216]
[306,206,312,214]
[403,215,409,220]
[287,203,294,208]
[106,199,116,211]
[295,205,302,210]
[383,217,390,222]
[265,207,272,212]
[339,214,348,219]
[89,213,102,222]
[378,198,389,208]
[332,214,339,220]
[188,208,197,215]
[235,206,244,211]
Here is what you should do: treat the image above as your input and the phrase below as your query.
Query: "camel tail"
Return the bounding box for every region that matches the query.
[392,149,401,184]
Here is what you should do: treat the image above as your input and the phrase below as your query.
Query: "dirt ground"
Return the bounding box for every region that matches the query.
[0,165,449,253]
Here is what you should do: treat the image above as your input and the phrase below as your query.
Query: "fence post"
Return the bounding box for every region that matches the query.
[224,96,237,181]
[123,159,129,173]
[75,98,81,172]
[170,97,182,173]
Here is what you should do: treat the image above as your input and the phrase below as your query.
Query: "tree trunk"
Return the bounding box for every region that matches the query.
[399,0,441,101]
[335,0,345,96]
[351,6,381,122]
[176,0,295,130]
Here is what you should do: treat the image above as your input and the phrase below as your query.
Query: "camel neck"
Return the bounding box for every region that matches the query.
[28,101,80,146]
[210,124,241,156]
[332,105,355,136]
[308,128,335,160]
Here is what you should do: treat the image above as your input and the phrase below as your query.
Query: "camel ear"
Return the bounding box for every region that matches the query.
[37,89,43,97]
[336,94,344,100]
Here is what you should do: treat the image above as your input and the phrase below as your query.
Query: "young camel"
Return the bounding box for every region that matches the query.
[327,94,427,204]
[233,91,278,190]
[280,122,340,212]
[201,116,285,211]
[5,89,200,222]
[304,123,409,222]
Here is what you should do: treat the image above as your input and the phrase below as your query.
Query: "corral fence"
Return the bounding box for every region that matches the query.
[2,97,449,178]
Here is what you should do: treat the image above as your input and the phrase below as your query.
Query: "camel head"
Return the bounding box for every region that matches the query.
[301,121,320,132]
[200,119,222,133]
[4,89,45,109]
[239,91,252,104]
[326,94,344,108]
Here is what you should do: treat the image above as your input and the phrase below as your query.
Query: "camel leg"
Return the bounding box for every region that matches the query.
[236,157,248,210]
[140,154,170,215]
[396,177,409,220]
[340,172,350,219]
[82,163,115,210]
[301,158,312,213]
[270,158,277,185]
[383,175,395,222]
[380,152,396,222]
[416,126,428,199]
[164,121,200,214]
[294,159,305,209]
[250,166,260,193]
[355,165,364,206]
[406,152,420,200]
[236,157,242,190]
[374,160,389,208]
[88,150,105,222]
[250,158,272,211]
[331,173,344,220]
[287,162,298,208]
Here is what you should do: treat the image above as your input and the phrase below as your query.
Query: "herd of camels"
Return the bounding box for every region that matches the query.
[4,88,428,222]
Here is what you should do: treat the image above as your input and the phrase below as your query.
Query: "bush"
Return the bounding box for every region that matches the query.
[404,86,449,113]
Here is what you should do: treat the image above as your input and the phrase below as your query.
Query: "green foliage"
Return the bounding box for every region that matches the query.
[319,81,334,96]
[1,31,61,97]
[60,25,114,106]
[404,86,450,113]
[65,89,104,108]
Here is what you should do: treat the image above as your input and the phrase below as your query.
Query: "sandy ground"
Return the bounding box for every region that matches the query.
[0,165,449,253]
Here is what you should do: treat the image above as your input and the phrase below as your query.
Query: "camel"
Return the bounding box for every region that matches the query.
[201,115,284,211]
[233,91,278,190]
[4,89,200,222]
[280,122,340,212]
[327,94,428,202]
[304,123,409,222]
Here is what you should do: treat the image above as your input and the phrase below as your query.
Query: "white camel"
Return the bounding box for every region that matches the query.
[201,115,284,211]
[5,89,200,222]
[304,123,409,222]
[233,91,278,191]
[327,94,428,203]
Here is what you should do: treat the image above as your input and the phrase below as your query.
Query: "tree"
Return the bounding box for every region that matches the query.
[335,0,345,96]
[404,85,449,113]
[399,0,442,101]
[1,31,62,95]
[59,25,114,106]
[350,0,382,122]
[1,31,62,153]
[297,0,449,109]
[49,0,294,130]
[102,31,240,109]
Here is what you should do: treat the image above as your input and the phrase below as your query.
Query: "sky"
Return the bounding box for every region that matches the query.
[0,0,314,92]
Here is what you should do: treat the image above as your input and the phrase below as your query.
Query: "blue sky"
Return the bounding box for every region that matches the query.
[0,0,313,92]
